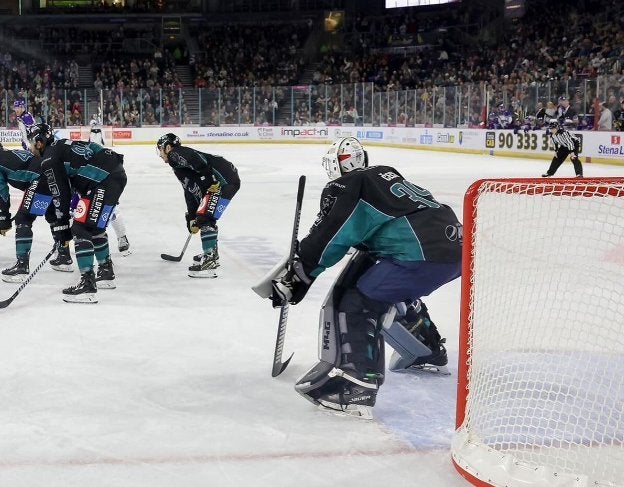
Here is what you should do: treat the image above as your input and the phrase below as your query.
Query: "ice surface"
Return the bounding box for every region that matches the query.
[1,143,621,486]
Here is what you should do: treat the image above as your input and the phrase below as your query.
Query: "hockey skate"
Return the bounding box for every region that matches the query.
[50,244,74,272]
[62,270,97,303]
[1,255,29,283]
[96,257,116,289]
[314,368,379,420]
[193,246,220,264]
[296,362,379,420]
[188,249,219,278]
[117,235,131,256]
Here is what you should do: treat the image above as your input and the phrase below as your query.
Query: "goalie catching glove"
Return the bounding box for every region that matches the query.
[271,258,314,307]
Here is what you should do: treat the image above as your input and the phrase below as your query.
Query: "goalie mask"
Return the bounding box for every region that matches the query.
[322,137,368,181]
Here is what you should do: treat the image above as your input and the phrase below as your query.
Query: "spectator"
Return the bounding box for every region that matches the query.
[613,99,624,131]
[545,101,557,122]
[557,96,578,128]
[598,101,614,130]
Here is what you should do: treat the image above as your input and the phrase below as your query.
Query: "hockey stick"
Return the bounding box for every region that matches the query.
[272,175,306,377]
[0,243,59,309]
[161,234,193,262]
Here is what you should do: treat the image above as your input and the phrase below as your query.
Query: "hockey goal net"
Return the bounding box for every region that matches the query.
[452,178,624,487]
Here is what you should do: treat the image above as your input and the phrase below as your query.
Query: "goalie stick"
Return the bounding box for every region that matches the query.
[271,175,306,377]
[161,234,193,262]
[0,243,59,309]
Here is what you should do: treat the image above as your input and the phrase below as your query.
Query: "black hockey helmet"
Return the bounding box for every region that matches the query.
[27,123,54,146]
[156,133,180,150]
[548,119,560,130]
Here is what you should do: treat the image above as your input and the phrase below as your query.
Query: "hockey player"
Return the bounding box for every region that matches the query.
[542,120,583,178]
[110,206,130,254]
[89,112,104,145]
[87,111,131,254]
[27,123,127,303]
[0,146,74,282]
[157,133,240,278]
[13,99,36,151]
[487,103,513,129]
[269,137,462,418]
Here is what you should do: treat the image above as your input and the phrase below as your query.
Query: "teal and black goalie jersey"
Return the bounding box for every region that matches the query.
[298,166,462,278]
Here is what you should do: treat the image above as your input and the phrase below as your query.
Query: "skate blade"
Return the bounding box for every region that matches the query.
[62,293,98,304]
[400,364,451,375]
[96,280,116,289]
[51,264,74,273]
[119,249,132,257]
[2,274,28,284]
[188,270,218,278]
[317,401,374,420]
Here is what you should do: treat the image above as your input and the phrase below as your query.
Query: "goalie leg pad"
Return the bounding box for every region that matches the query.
[317,291,386,376]
[295,251,388,416]
[337,289,387,376]
[297,290,387,416]
[386,300,449,373]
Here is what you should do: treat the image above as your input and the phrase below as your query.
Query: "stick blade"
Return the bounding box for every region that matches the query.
[160,253,183,262]
[272,352,294,377]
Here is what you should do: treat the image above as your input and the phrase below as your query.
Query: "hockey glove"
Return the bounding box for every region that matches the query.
[0,212,11,236]
[271,259,314,307]
[51,219,72,243]
[185,212,200,234]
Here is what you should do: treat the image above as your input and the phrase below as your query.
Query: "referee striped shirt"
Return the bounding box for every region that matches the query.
[550,130,579,151]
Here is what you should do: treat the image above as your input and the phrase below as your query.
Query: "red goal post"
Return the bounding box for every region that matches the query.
[452,178,624,487]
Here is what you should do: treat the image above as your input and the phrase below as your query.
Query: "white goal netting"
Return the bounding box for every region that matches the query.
[452,179,624,487]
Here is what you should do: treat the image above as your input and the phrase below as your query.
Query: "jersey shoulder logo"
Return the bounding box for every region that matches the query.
[313,194,337,227]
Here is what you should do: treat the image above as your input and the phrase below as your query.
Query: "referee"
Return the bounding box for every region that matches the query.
[542,120,583,177]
